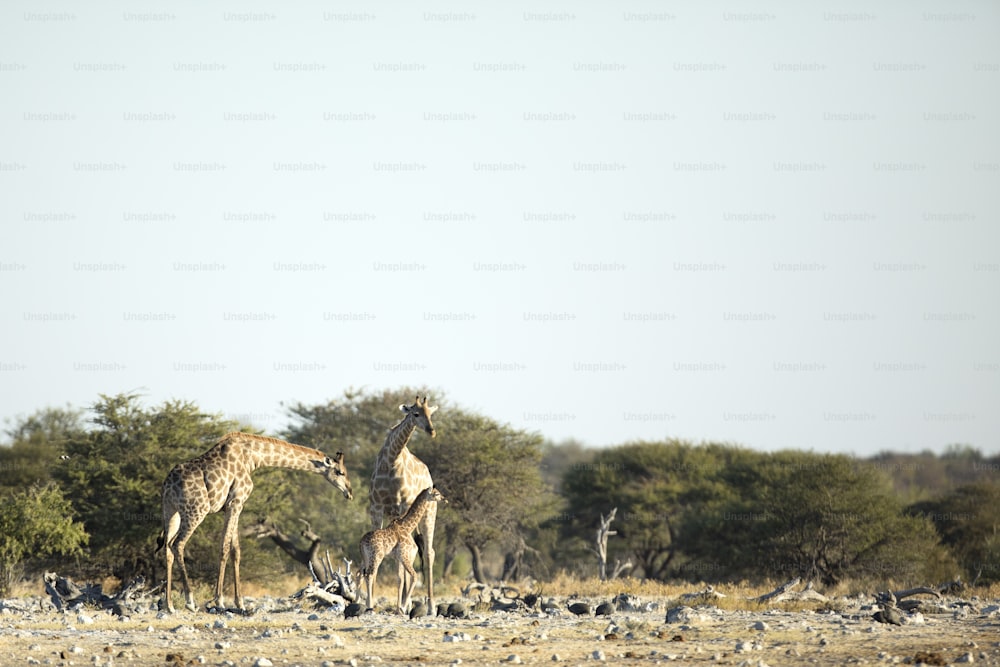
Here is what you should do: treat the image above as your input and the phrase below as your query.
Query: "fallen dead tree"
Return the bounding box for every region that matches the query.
[749,578,829,604]
[289,554,357,608]
[43,572,157,615]
[879,578,964,612]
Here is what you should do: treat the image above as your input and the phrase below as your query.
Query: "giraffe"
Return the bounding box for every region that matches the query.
[359,486,446,613]
[157,432,353,613]
[369,396,439,610]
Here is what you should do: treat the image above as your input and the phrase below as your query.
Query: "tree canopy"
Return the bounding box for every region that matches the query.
[0,391,994,593]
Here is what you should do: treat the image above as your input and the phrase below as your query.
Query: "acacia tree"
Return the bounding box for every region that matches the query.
[682,451,956,585]
[418,409,556,583]
[561,440,742,580]
[54,393,243,582]
[0,483,88,596]
[0,406,86,492]
[283,388,557,583]
[910,482,1000,585]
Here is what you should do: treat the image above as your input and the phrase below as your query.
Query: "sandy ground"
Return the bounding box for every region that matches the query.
[2,592,999,667]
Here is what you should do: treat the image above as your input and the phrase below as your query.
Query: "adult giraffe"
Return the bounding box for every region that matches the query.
[157,432,353,613]
[369,396,439,611]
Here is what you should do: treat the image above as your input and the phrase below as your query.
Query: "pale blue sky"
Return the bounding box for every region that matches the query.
[2,1,998,455]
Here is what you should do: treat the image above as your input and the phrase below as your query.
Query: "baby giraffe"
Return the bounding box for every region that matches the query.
[359,486,446,614]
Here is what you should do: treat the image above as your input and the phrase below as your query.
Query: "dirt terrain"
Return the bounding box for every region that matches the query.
[2,586,999,667]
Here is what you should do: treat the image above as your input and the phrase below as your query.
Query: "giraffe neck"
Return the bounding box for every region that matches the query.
[395,491,432,533]
[245,437,324,473]
[379,414,417,464]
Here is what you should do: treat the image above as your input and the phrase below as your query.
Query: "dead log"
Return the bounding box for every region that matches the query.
[247,517,328,583]
[292,556,356,607]
[43,572,154,615]
[749,578,828,604]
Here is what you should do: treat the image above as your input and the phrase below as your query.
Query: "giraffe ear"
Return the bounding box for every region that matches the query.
[427,405,438,415]
[399,404,409,412]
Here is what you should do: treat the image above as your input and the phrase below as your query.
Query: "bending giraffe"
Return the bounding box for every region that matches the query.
[157,432,353,613]
[369,396,439,610]
[360,486,446,613]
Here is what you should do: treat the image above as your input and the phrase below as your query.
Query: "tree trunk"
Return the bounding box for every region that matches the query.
[467,542,486,584]
[442,525,459,578]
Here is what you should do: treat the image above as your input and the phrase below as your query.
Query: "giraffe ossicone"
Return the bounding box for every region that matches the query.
[157,432,353,613]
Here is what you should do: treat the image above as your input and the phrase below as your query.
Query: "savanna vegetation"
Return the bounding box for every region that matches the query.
[1,389,997,598]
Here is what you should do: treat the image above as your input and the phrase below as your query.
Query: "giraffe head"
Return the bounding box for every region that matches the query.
[399,396,438,438]
[315,451,353,500]
[418,486,447,504]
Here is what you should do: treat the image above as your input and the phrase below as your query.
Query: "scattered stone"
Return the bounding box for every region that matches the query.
[76,612,94,625]
[752,620,769,631]
[956,653,975,663]
[591,650,606,661]
[215,641,231,650]
[551,654,561,661]
[443,631,471,642]
[666,606,708,624]
[253,658,274,667]
[507,655,523,664]
[735,640,762,653]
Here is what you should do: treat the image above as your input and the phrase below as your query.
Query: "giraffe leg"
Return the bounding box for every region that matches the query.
[162,511,181,613]
[366,553,383,610]
[399,541,418,614]
[231,518,244,611]
[395,551,406,613]
[170,512,204,613]
[215,501,243,611]
[419,508,438,610]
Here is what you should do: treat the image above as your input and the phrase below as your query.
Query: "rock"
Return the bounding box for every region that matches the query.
[76,612,94,625]
[253,658,273,667]
[507,655,523,664]
[590,650,606,661]
[215,642,231,650]
[667,606,710,624]
[956,653,975,663]
[752,621,769,631]
[735,640,757,653]
[551,655,561,662]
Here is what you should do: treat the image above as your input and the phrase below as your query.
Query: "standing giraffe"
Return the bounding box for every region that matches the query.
[157,432,353,613]
[360,486,446,613]
[369,396,439,610]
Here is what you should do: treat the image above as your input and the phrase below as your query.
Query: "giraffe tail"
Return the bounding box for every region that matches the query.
[155,511,181,554]
[154,530,165,554]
